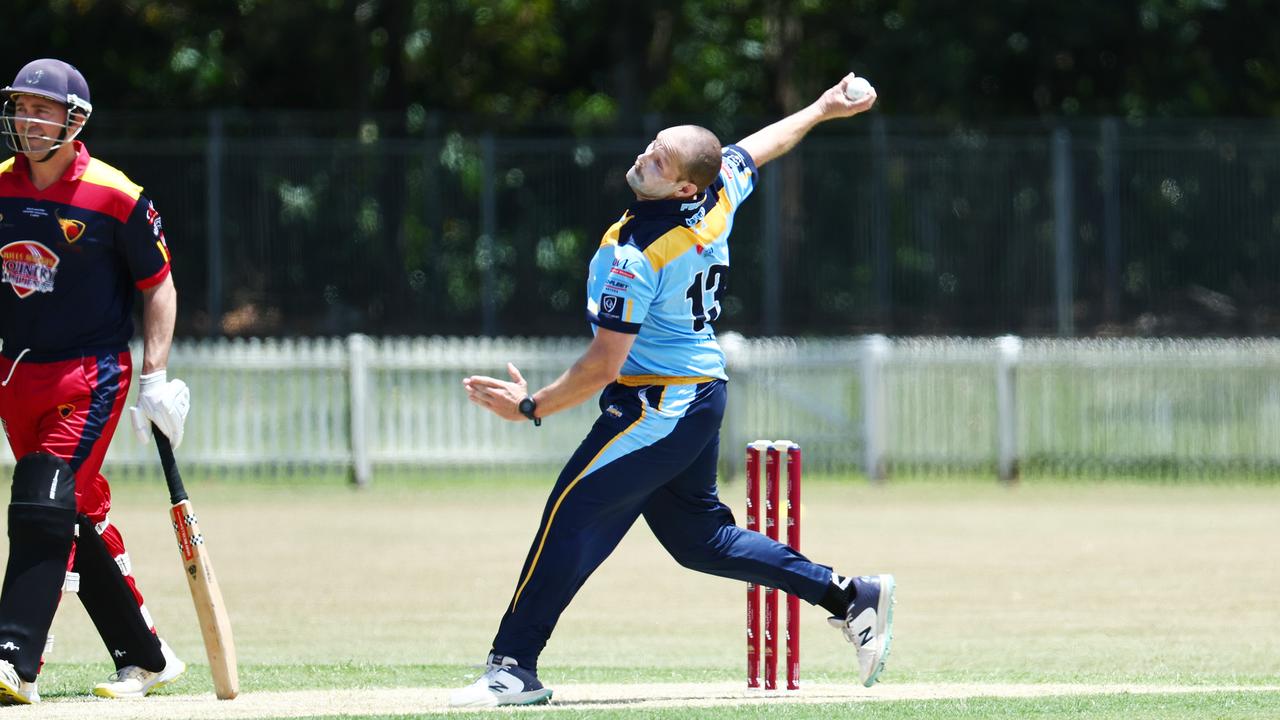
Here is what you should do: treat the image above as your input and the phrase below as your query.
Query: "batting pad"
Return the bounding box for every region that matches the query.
[74,515,165,672]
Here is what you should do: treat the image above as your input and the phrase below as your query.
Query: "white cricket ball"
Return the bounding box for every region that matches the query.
[844,76,873,102]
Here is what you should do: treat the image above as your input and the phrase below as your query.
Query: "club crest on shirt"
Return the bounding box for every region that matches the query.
[1,240,60,297]
[55,210,86,243]
[600,293,623,320]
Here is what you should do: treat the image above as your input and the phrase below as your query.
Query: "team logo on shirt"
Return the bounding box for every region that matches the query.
[1,240,60,297]
[55,210,86,244]
[600,293,624,321]
[145,201,171,263]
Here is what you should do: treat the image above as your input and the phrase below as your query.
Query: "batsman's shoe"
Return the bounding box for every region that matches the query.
[829,573,896,687]
[449,653,552,708]
[0,659,38,705]
[92,638,186,699]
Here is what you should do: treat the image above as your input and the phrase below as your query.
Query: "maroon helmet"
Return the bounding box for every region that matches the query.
[1,58,93,157]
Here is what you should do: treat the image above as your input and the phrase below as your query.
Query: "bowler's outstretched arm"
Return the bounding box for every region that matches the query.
[735,73,878,168]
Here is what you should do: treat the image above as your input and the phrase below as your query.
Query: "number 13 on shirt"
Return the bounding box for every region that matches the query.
[685,263,728,332]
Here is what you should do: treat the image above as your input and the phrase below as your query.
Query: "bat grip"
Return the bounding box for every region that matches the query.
[152,425,189,504]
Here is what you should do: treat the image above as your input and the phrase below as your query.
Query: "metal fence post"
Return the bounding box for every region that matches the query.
[348,333,372,487]
[870,115,891,324]
[479,134,498,336]
[205,111,224,338]
[1052,127,1075,337]
[995,335,1022,483]
[762,161,782,335]
[860,334,890,482]
[1100,118,1122,323]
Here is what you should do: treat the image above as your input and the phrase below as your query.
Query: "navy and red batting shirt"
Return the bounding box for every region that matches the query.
[0,140,170,361]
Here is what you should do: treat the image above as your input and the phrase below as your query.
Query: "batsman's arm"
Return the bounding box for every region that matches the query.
[735,73,877,168]
[140,273,177,374]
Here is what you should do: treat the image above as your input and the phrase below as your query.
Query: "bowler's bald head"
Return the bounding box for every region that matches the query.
[666,125,722,192]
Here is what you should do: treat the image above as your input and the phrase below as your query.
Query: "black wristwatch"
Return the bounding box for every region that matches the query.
[518,396,541,426]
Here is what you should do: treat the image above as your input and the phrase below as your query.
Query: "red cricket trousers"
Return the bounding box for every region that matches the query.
[0,350,153,623]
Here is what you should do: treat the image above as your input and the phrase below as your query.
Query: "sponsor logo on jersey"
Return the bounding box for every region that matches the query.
[146,201,172,262]
[146,200,163,237]
[600,293,623,320]
[684,205,708,228]
[1,240,60,297]
[55,210,86,243]
[723,147,748,172]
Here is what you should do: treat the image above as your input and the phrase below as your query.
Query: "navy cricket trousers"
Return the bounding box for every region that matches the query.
[491,379,833,670]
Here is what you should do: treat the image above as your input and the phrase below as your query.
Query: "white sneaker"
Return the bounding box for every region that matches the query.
[0,659,39,705]
[92,638,186,698]
[829,573,896,687]
[449,653,553,708]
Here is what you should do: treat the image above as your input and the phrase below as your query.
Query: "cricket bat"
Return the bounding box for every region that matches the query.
[151,425,240,700]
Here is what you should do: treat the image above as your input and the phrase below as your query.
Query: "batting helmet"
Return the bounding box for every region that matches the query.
[1,59,93,157]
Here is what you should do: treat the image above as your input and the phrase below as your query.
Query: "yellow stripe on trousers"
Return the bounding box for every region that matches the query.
[509,403,649,612]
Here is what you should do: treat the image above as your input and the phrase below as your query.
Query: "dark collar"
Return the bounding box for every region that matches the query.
[627,191,709,221]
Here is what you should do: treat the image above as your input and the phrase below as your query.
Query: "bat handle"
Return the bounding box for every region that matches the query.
[152,425,189,504]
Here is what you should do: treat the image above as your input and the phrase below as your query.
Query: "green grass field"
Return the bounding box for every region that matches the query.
[18,471,1280,718]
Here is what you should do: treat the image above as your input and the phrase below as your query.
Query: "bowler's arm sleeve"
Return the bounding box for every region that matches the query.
[715,144,759,209]
[585,242,657,334]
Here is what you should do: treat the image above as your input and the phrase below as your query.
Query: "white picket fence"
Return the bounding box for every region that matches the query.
[6,334,1280,482]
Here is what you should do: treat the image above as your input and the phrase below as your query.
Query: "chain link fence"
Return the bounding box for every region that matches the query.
[84,114,1280,340]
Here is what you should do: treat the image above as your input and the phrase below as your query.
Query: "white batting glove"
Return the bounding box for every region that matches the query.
[129,369,191,449]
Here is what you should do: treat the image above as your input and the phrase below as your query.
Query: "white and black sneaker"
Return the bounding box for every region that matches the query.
[449,653,553,708]
[829,573,896,687]
[0,659,38,705]
[91,637,186,698]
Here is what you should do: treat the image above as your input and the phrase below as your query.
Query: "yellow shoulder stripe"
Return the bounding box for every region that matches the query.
[0,158,14,175]
[80,159,143,201]
[599,212,632,248]
[642,187,731,271]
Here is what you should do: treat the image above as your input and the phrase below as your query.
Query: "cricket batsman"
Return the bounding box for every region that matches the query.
[0,58,189,703]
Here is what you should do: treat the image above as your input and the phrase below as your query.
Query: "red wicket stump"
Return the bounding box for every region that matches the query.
[746,440,802,690]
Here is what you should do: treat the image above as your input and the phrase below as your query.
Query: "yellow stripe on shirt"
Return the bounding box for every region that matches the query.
[642,187,732,271]
[616,375,714,386]
[80,158,143,201]
[599,212,632,248]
